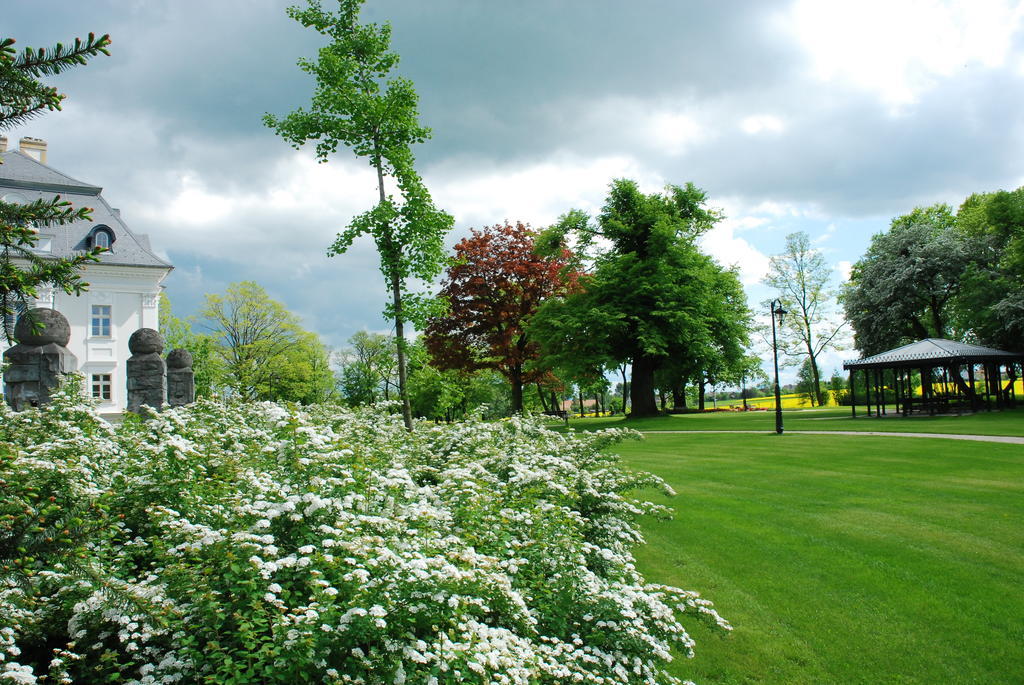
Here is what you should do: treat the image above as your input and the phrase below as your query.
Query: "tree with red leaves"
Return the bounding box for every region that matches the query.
[425,221,580,414]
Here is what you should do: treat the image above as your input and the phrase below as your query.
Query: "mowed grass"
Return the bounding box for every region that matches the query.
[565,404,1024,436]
[617,432,1024,684]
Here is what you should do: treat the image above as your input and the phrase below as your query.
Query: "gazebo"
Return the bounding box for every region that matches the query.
[843,339,1024,418]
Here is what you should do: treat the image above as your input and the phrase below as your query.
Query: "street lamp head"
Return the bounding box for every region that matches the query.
[771,300,787,327]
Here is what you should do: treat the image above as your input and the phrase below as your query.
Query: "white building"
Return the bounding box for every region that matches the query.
[1,136,173,412]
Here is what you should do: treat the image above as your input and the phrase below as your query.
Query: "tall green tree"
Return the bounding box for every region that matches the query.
[532,179,743,417]
[199,281,332,403]
[336,330,396,406]
[842,205,983,356]
[264,0,453,429]
[264,330,335,404]
[763,231,845,406]
[0,32,111,341]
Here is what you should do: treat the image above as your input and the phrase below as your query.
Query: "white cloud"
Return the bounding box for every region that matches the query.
[700,221,772,285]
[648,111,704,153]
[134,152,378,267]
[430,153,662,229]
[563,96,713,157]
[785,0,1024,107]
[837,259,853,281]
[166,174,235,224]
[740,114,785,135]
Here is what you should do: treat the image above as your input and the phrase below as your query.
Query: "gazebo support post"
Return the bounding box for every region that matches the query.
[905,369,912,415]
[941,365,951,414]
[865,369,872,417]
[1007,362,1015,405]
[900,370,909,416]
[849,369,856,418]
[924,367,931,414]
[993,363,1003,409]
[967,363,977,411]
[879,369,886,417]
[899,370,905,415]
[876,369,882,417]
[883,369,888,416]
[987,363,997,410]
[951,364,956,408]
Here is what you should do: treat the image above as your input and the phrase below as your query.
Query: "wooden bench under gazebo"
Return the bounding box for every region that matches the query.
[843,339,1024,418]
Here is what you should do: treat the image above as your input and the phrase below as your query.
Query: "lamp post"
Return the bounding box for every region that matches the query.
[770,299,787,435]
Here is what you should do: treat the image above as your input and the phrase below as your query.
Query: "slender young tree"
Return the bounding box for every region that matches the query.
[0,32,111,341]
[265,0,453,429]
[763,231,845,406]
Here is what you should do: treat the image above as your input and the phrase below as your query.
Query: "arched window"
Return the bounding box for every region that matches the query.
[89,225,115,250]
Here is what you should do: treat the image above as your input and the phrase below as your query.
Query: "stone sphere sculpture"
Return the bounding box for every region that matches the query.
[128,327,164,355]
[166,348,193,369]
[14,308,71,346]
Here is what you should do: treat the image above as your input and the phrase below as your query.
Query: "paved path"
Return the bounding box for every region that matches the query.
[641,430,1024,444]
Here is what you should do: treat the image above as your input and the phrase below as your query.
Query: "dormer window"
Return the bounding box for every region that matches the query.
[88,224,115,250]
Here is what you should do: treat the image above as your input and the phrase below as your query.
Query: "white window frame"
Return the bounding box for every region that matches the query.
[91,304,112,338]
[91,373,112,401]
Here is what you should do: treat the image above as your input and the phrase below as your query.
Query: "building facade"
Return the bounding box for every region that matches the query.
[1,136,173,412]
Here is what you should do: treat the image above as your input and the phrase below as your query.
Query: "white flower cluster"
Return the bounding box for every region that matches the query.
[0,385,728,684]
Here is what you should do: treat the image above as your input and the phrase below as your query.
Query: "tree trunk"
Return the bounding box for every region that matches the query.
[811,357,823,406]
[672,378,687,411]
[509,364,524,414]
[536,383,549,412]
[390,271,413,431]
[375,146,413,431]
[930,296,945,338]
[629,354,659,417]
[619,364,629,414]
[698,378,706,411]
[658,387,667,411]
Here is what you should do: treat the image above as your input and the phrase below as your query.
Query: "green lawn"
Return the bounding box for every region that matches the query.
[562,404,1024,436]
[618,432,1024,684]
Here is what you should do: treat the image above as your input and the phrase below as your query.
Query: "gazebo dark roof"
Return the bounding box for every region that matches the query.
[843,338,1024,371]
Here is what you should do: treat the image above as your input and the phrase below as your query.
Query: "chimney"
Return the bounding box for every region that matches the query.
[19,137,47,163]
[0,136,7,153]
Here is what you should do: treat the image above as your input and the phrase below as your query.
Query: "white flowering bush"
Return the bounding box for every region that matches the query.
[0,380,729,684]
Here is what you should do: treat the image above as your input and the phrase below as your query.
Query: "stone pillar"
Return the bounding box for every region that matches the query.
[126,328,166,414]
[2,308,77,411]
[166,348,195,407]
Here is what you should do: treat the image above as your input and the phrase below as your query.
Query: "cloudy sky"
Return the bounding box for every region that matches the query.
[7,0,1024,377]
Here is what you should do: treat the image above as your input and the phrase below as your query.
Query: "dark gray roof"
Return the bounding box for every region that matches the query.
[0,150,172,269]
[844,338,1024,370]
[0,148,101,194]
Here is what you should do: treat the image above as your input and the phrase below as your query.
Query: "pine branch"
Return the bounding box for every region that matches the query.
[0,196,93,227]
[0,73,62,127]
[5,33,112,77]
[0,34,110,130]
